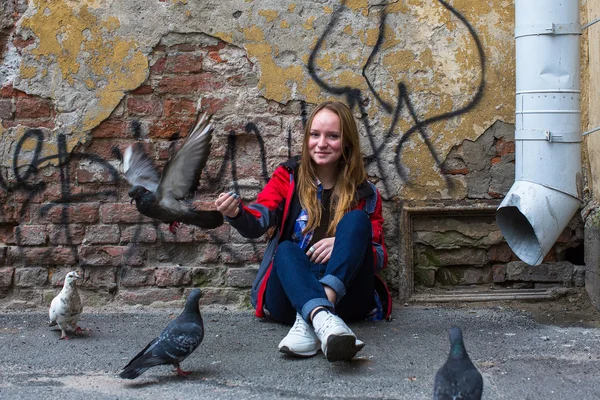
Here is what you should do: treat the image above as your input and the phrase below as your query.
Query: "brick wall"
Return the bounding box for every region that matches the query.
[0,2,587,308]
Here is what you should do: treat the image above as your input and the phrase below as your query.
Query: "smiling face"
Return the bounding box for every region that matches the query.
[307,108,343,169]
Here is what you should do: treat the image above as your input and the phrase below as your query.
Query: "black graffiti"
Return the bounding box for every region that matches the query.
[307,0,486,195]
[0,128,120,254]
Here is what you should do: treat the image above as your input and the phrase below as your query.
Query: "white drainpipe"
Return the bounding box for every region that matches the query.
[496,0,583,266]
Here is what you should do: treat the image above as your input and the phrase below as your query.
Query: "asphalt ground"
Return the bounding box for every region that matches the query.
[1,300,600,399]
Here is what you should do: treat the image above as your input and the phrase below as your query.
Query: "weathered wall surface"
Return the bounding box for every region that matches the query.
[0,0,585,308]
[585,0,600,308]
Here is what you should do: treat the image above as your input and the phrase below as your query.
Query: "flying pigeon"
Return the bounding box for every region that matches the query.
[48,271,84,340]
[119,288,205,379]
[433,326,483,400]
[123,110,223,233]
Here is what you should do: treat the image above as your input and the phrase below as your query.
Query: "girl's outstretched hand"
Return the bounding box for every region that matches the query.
[215,191,240,218]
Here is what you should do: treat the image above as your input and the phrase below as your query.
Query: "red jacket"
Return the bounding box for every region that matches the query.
[227,157,392,320]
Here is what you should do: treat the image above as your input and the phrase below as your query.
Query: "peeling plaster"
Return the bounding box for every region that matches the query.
[6,0,516,198]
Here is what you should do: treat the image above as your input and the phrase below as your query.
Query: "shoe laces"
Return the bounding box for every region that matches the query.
[314,312,338,336]
[290,314,311,336]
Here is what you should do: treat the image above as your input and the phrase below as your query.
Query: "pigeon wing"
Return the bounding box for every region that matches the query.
[154,320,204,361]
[157,112,213,200]
[123,143,161,193]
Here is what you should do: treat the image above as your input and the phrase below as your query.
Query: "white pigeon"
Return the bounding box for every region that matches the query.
[48,271,84,340]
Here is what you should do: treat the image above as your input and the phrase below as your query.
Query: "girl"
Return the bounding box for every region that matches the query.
[216,101,391,362]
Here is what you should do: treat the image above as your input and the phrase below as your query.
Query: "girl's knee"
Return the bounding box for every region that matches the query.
[339,210,370,235]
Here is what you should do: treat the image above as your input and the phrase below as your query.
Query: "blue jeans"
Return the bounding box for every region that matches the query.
[264,210,375,325]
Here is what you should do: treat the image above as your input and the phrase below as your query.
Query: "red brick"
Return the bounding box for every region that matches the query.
[3,119,55,130]
[130,85,153,95]
[122,246,146,266]
[14,267,48,287]
[12,36,35,50]
[206,41,227,52]
[14,225,47,246]
[158,224,194,243]
[127,96,163,117]
[7,246,47,265]
[208,51,225,63]
[443,167,469,175]
[0,267,14,287]
[50,247,78,265]
[15,96,52,118]
[79,246,125,266]
[156,74,224,95]
[14,188,44,204]
[91,119,129,139]
[167,43,197,52]
[194,223,230,243]
[163,98,196,118]
[84,224,120,244]
[0,84,16,98]
[155,266,192,287]
[220,243,264,264]
[149,118,195,139]
[150,56,167,74]
[496,138,515,156]
[120,224,158,243]
[120,266,156,287]
[100,203,151,224]
[490,156,502,165]
[166,53,203,73]
[40,203,100,224]
[196,243,220,263]
[201,96,228,114]
[0,99,13,119]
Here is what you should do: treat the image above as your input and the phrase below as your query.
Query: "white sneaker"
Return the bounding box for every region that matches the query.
[278,313,320,357]
[312,310,363,362]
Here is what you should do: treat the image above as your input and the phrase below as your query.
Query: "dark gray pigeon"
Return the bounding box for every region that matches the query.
[433,326,483,400]
[123,111,223,233]
[119,288,205,379]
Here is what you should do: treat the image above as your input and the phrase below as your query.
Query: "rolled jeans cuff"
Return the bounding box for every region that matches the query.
[319,274,346,300]
[301,298,334,322]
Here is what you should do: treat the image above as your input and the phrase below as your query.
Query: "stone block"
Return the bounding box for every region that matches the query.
[414,267,436,287]
[116,288,183,305]
[48,224,85,245]
[155,266,192,287]
[506,261,574,283]
[120,266,156,287]
[14,225,47,246]
[82,267,117,289]
[15,267,48,287]
[84,225,120,245]
[0,267,14,287]
[121,224,158,244]
[226,266,258,288]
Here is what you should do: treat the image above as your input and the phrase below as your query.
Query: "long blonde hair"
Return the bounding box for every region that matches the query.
[297,101,367,236]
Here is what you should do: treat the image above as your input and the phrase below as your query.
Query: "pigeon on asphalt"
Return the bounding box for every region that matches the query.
[48,271,84,340]
[119,288,205,379]
[123,110,223,233]
[433,326,483,400]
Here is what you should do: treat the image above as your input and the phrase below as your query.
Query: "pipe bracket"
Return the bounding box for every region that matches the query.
[515,129,582,143]
[515,22,582,38]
